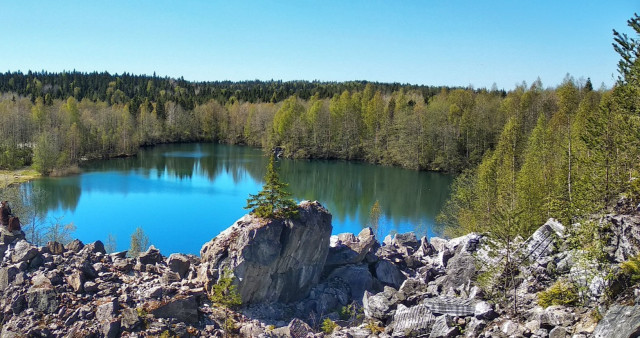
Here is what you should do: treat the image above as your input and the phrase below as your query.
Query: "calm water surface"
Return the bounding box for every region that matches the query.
[26,143,453,254]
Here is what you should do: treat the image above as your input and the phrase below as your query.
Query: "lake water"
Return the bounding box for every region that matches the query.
[25,143,453,255]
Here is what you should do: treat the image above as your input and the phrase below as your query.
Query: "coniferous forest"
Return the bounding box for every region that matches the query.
[0,14,638,243]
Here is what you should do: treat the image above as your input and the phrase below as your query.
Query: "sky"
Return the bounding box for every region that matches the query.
[0,1,637,90]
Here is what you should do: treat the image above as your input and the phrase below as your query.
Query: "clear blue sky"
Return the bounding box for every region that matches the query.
[0,1,637,89]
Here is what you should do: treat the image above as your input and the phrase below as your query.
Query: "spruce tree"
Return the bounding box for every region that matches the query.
[245,155,298,219]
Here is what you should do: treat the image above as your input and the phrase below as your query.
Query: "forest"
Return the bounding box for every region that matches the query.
[0,15,637,244]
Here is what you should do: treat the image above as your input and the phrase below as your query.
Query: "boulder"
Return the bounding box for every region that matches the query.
[325,227,378,267]
[120,307,141,330]
[200,201,332,303]
[0,226,25,245]
[391,303,435,337]
[436,251,476,292]
[593,305,640,338]
[363,287,399,320]
[65,239,84,253]
[523,218,565,264]
[46,241,65,255]
[0,265,19,289]
[138,245,163,265]
[429,315,459,337]
[11,240,38,263]
[96,298,119,323]
[26,287,58,314]
[167,253,191,278]
[82,240,106,254]
[375,259,406,288]
[149,295,199,324]
[327,264,375,301]
[604,214,640,262]
[421,296,475,316]
[67,270,85,293]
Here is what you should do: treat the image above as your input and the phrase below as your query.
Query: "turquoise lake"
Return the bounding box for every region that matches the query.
[25,143,453,255]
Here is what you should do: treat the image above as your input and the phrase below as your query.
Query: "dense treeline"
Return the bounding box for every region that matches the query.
[0,71,454,109]
[0,78,567,175]
[438,14,640,239]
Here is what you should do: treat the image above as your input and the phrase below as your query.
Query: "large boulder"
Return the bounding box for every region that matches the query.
[593,305,640,338]
[0,226,25,245]
[523,218,565,264]
[603,214,640,262]
[200,201,332,304]
[325,228,378,267]
[327,264,375,301]
[11,240,38,264]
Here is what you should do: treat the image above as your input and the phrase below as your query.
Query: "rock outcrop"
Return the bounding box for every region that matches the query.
[200,200,332,303]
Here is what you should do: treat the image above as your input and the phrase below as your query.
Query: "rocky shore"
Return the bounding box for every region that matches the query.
[1,200,639,337]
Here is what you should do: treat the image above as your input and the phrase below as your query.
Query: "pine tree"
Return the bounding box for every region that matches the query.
[245,155,298,219]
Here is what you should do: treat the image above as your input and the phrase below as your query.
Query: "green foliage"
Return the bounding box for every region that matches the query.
[129,226,149,258]
[245,155,298,219]
[338,303,358,321]
[364,320,384,334]
[321,318,337,334]
[537,280,579,308]
[209,268,242,310]
[620,254,640,285]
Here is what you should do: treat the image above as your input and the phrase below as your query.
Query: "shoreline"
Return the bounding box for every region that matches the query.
[0,167,41,188]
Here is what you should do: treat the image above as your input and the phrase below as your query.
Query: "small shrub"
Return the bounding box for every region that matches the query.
[537,280,579,308]
[364,320,384,334]
[338,303,357,321]
[321,318,337,334]
[266,325,275,331]
[620,254,640,284]
[209,268,242,310]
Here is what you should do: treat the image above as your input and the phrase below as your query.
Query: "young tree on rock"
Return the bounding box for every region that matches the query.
[245,155,298,219]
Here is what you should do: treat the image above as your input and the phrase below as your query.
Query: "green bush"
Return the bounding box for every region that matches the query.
[209,268,242,310]
[620,254,640,284]
[537,280,578,308]
[321,318,337,334]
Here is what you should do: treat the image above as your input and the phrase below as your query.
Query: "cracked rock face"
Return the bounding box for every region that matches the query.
[200,200,332,304]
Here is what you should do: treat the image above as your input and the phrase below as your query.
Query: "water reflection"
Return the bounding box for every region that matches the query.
[26,143,452,254]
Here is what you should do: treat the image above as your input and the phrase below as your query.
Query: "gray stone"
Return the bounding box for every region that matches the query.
[145,285,164,298]
[429,315,459,338]
[604,214,640,262]
[138,245,163,265]
[421,296,475,316]
[84,281,99,293]
[161,270,181,284]
[83,240,106,254]
[391,304,435,337]
[149,295,199,324]
[120,307,140,330]
[26,287,58,313]
[96,298,119,323]
[465,318,487,337]
[474,301,496,319]
[375,259,406,288]
[363,289,398,321]
[327,264,374,302]
[437,251,476,292]
[67,270,85,293]
[46,241,65,255]
[10,294,26,314]
[0,265,19,289]
[101,320,121,338]
[523,218,565,263]
[79,260,97,279]
[549,326,567,338]
[65,239,84,252]
[593,305,640,338]
[0,226,25,244]
[114,258,133,272]
[325,227,378,267]
[287,318,313,338]
[414,236,436,258]
[168,253,191,278]
[11,240,38,263]
[501,320,527,337]
[200,201,332,303]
